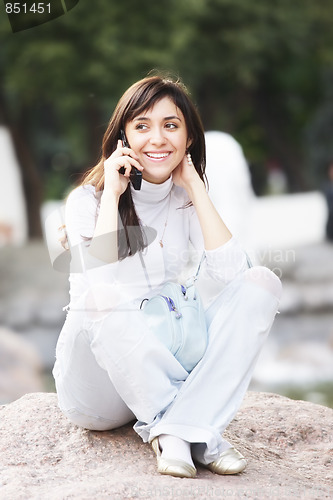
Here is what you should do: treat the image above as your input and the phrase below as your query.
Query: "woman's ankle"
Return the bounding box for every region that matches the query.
[158,434,194,467]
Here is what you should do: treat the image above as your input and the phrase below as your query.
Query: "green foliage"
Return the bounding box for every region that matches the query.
[1,0,333,197]
[173,0,333,188]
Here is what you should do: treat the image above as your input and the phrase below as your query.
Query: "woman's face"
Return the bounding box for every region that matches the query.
[125,96,190,184]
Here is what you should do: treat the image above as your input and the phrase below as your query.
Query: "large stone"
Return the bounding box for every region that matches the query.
[0,392,332,499]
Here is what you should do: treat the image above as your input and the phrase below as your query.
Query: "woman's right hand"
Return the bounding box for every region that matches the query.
[103,140,143,198]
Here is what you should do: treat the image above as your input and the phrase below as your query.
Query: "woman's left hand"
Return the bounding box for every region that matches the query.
[172,153,200,192]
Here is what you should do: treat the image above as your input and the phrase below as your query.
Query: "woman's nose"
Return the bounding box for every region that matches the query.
[149,128,167,146]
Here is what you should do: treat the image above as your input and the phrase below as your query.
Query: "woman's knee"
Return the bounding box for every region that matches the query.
[61,407,124,431]
[243,266,282,300]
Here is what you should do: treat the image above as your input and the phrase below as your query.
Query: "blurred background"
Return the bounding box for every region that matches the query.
[0,0,332,407]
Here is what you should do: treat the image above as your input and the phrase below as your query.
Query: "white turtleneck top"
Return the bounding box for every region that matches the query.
[64,177,248,310]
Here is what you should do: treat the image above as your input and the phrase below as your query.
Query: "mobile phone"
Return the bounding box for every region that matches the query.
[119,129,142,190]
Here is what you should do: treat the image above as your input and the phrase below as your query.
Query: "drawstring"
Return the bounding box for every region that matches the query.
[185,252,206,289]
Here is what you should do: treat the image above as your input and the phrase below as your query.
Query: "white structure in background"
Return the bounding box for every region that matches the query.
[205,130,327,256]
[0,126,27,245]
[205,130,255,250]
[249,191,327,252]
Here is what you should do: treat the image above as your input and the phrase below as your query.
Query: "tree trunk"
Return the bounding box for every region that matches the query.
[253,87,309,192]
[86,97,103,164]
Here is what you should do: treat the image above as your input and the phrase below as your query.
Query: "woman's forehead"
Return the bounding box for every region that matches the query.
[129,96,184,121]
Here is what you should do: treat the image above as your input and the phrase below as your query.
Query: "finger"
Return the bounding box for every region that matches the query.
[117,157,134,177]
[117,155,143,171]
[108,145,140,163]
[105,148,123,163]
[111,140,128,158]
[121,147,140,160]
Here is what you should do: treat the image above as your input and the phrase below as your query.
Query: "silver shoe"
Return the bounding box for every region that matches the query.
[206,447,247,475]
[151,437,197,478]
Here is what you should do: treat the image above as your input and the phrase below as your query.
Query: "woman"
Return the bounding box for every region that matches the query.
[53,75,282,479]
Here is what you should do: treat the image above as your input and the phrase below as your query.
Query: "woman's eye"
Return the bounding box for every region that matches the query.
[135,123,148,130]
[165,123,178,129]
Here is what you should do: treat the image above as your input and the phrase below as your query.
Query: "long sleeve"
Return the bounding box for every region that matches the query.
[65,185,99,248]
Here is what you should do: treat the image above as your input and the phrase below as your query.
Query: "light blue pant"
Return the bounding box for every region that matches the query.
[53,266,281,464]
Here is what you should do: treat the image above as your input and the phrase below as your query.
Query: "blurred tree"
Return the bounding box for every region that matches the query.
[304,69,333,185]
[0,0,178,237]
[172,0,333,191]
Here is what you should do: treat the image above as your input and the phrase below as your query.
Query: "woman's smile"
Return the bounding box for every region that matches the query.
[145,151,171,160]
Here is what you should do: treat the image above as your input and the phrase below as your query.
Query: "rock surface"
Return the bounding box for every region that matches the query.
[0,392,332,499]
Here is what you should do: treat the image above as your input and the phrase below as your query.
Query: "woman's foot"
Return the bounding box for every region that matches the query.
[159,434,195,467]
[151,435,197,478]
[206,447,247,475]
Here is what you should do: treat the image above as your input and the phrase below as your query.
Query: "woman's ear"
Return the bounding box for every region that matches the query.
[186,137,193,150]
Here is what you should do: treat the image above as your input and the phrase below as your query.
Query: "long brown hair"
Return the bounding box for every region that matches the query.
[82,75,207,259]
